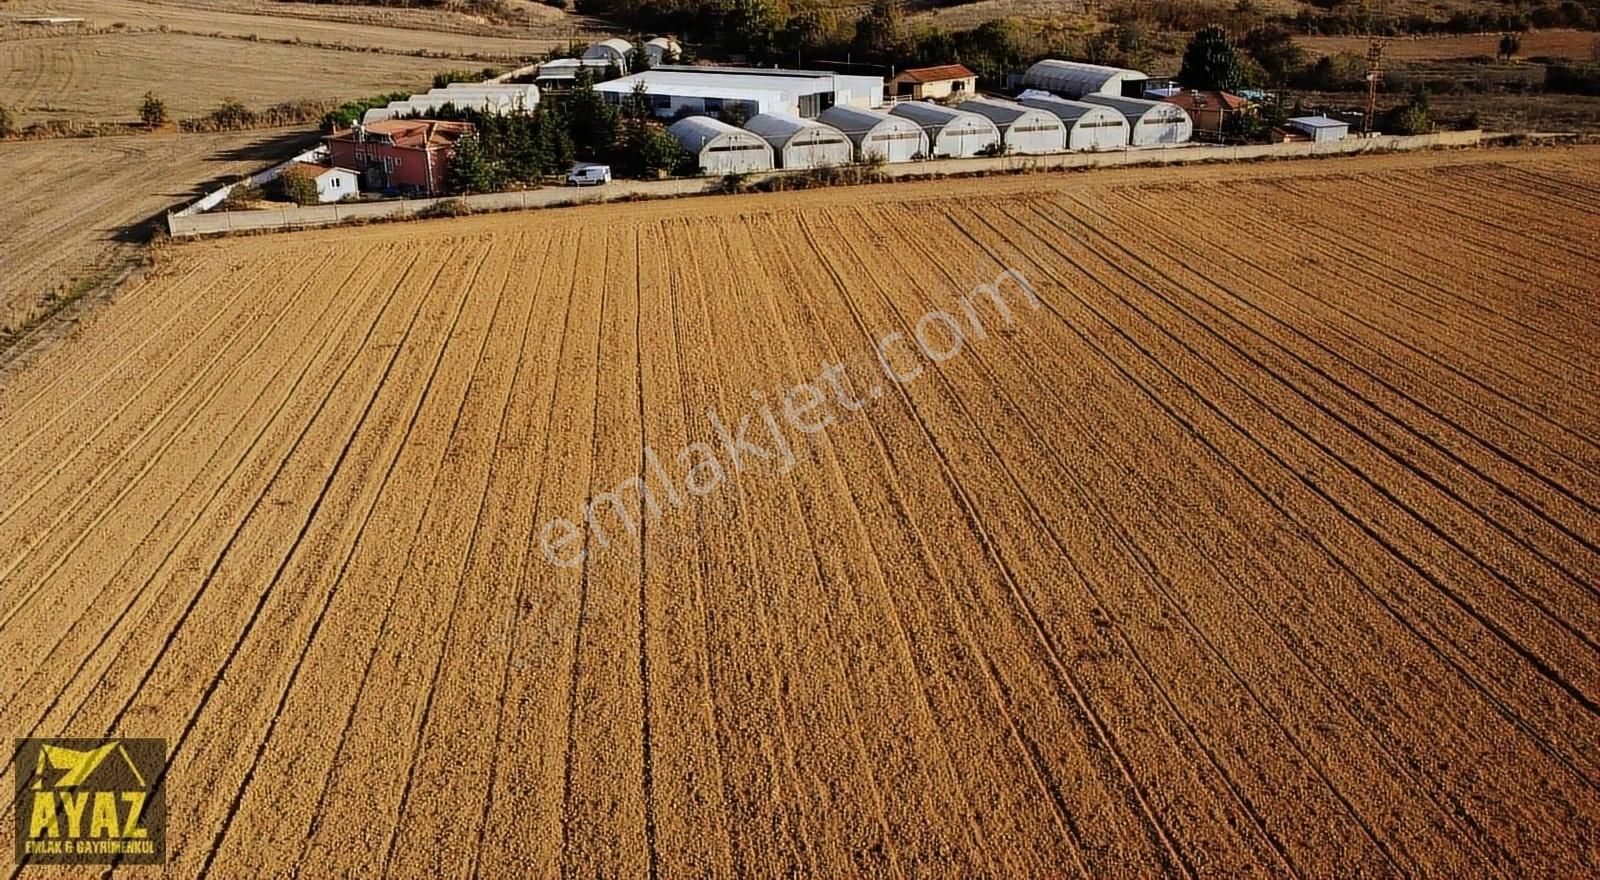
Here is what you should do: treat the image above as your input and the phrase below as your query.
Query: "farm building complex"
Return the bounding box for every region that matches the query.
[816,105,930,162]
[889,101,1002,157]
[668,115,775,174]
[743,113,854,169]
[596,66,884,120]
[956,97,1068,154]
[1079,94,1195,145]
[1018,93,1131,150]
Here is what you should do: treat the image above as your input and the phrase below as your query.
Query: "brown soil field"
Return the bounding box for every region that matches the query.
[2,146,1598,876]
[1,0,599,58]
[0,127,320,333]
[1300,29,1600,62]
[0,32,448,125]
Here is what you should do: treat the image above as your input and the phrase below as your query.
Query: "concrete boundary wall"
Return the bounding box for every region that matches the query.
[168,131,1480,238]
[173,146,329,218]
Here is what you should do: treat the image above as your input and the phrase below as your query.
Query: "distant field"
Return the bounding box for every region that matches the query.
[2,147,1596,876]
[1300,29,1600,62]
[0,127,320,332]
[0,32,446,125]
[1,0,598,55]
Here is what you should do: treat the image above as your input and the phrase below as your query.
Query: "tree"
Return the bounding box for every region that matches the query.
[628,41,654,73]
[502,113,545,184]
[1383,85,1432,134]
[1179,25,1246,91]
[724,0,781,61]
[565,69,620,159]
[854,0,907,61]
[0,104,15,138]
[1241,24,1304,85]
[278,167,321,206]
[139,92,168,127]
[1498,32,1521,61]
[446,132,500,193]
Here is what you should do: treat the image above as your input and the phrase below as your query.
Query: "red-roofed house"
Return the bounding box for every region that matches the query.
[328,119,476,196]
[1160,89,1249,141]
[888,64,978,101]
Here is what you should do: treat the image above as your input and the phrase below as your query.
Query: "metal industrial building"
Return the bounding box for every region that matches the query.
[1080,94,1193,146]
[743,113,853,169]
[888,102,1001,158]
[1287,115,1351,143]
[1022,60,1148,99]
[955,97,1066,154]
[669,116,775,174]
[816,106,928,163]
[1019,92,1130,150]
[597,66,883,121]
[583,38,634,72]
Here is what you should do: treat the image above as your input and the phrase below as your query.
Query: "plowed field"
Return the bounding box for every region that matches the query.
[3,146,1598,876]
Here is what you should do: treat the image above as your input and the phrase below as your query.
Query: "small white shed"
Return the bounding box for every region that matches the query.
[1080,94,1193,146]
[743,113,853,169]
[668,116,774,174]
[888,102,1001,158]
[955,97,1066,155]
[1288,115,1350,143]
[289,163,359,203]
[817,105,928,163]
[1018,92,1129,150]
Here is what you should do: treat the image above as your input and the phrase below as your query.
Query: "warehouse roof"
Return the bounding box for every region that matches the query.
[1018,91,1125,125]
[1023,59,1147,97]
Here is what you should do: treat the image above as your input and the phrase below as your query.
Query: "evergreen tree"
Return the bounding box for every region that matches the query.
[1178,25,1246,91]
[446,132,500,194]
[566,69,621,159]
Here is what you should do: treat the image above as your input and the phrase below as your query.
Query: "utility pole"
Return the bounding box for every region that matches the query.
[1361,0,1388,134]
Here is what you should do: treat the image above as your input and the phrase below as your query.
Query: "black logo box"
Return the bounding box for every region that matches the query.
[13,738,167,866]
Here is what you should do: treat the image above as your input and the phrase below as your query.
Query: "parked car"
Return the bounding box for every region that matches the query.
[567,163,612,186]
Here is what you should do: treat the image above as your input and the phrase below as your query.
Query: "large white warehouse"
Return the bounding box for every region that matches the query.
[597,66,883,121]
[1022,60,1148,99]
[888,102,1000,158]
[955,97,1066,154]
[1080,94,1193,146]
[669,115,775,174]
[743,113,853,169]
[1019,92,1129,150]
[816,105,928,163]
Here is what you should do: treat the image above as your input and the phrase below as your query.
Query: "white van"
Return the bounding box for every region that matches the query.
[566,164,612,186]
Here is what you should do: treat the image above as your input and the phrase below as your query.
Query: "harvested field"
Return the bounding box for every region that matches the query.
[1300,29,1600,62]
[0,127,321,333]
[2,146,1599,876]
[0,31,441,125]
[1,0,598,58]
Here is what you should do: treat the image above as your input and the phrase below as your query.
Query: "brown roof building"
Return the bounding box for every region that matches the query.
[328,119,476,195]
[1160,89,1249,140]
[889,64,978,101]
